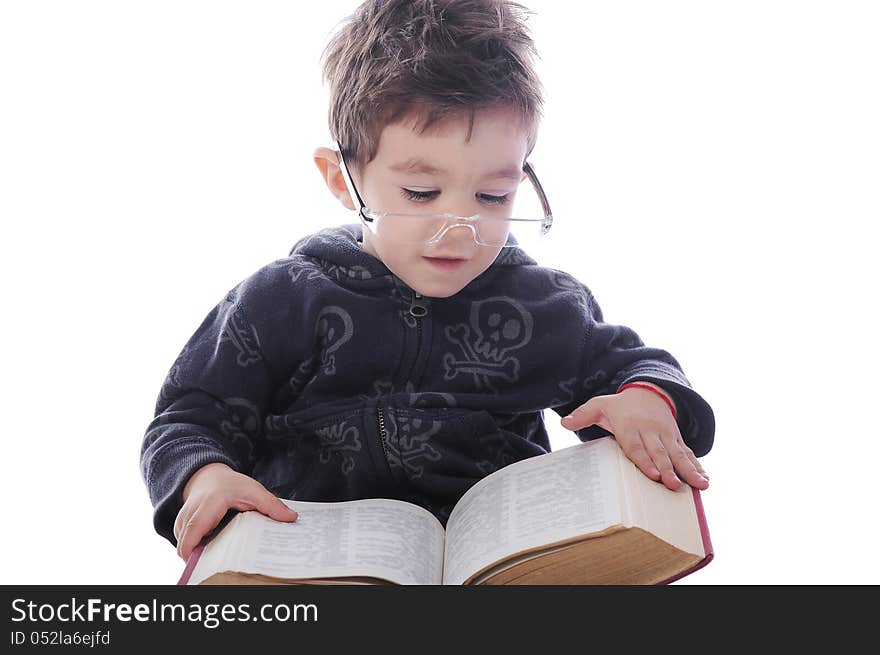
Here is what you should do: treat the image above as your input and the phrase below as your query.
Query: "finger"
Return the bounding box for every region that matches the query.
[691,452,710,479]
[225,481,299,522]
[561,398,611,432]
[173,503,191,546]
[614,428,661,482]
[176,510,200,562]
[256,492,299,522]
[176,516,194,562]
[177,503,222,562]
[664,436,710,490]
[174,502,200,559]
[641,431,682,491]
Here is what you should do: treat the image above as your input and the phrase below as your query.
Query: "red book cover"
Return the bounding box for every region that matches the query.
[177,539,208,585]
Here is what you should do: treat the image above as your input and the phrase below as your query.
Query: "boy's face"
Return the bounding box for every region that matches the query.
[321,108,529,298]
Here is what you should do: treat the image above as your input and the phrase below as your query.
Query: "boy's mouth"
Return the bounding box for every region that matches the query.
[424,256,467,270]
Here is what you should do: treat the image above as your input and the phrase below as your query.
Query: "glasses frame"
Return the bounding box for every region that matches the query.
[334,139,553,247]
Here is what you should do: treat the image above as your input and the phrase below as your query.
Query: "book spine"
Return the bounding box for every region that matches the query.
[692,487,714,560]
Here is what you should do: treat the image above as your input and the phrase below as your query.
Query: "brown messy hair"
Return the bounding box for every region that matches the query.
[320,0,545,171]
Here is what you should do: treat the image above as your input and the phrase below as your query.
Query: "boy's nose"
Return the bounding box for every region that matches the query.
[432,221,479,247]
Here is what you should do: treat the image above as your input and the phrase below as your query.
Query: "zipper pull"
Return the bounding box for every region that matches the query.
[409,292,428,318]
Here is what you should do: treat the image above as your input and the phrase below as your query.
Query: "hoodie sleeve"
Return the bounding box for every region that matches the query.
[551,281,715,458]
[140,263,302,546]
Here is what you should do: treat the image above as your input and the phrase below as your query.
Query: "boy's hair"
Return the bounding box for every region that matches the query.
[320,0,544,171]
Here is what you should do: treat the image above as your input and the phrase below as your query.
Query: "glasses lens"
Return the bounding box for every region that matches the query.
[368,214,547,248]
[372,213,445,243]
[488,217,548,249]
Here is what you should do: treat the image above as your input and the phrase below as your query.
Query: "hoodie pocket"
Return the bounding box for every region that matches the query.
[257,399,390,502]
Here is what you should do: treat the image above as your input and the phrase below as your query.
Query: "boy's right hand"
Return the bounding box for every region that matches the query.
[174,462,298,561]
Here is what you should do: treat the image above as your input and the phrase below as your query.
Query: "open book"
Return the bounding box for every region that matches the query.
[179,437,713,585]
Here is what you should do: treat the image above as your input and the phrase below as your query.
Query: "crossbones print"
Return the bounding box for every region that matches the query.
[443,296,534,394]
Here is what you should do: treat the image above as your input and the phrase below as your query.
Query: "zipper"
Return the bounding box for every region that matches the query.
[377,291,427,467]
[407,292,428,384]
[377,401,390,460]
[409,293,428,345]
[379,292,428,468]
[409,292,428,319]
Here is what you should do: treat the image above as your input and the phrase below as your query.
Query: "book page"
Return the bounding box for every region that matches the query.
[442,439,623,585]
[188,498,445,585]
[616,450,705,557]
[187,512,250,585]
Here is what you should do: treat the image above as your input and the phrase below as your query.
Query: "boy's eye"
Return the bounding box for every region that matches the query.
[477,193,510,206]
[400,188,511,206]
[401,188,439,202]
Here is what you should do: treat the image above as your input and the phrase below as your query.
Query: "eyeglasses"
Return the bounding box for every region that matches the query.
[335,140,553,249]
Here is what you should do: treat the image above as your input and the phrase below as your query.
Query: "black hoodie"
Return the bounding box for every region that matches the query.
[141,223,715,547]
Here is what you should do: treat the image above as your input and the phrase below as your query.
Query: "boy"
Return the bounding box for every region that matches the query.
[141,0,715,563]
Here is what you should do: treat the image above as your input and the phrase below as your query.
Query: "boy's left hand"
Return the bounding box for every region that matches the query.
[560,386,709,491]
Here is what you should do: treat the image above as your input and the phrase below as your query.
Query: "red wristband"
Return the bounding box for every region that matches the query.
[617,382,678,420]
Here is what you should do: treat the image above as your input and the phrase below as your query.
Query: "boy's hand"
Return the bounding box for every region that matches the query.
[174,462,298,562]
[560,386,709,491]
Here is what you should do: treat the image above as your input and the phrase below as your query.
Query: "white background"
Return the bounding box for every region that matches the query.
[2,1,877,585]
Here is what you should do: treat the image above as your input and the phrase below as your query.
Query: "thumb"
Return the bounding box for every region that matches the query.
[561,397,611,432]
[258,493,299,522]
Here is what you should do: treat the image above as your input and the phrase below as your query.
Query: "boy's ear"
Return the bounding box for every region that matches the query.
[313,147,356,210]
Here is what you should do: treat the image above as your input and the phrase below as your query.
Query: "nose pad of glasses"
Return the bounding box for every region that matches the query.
[427,221,478,245]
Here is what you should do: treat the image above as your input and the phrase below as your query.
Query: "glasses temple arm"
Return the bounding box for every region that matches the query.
[335,140,371,221]
[523,161,553,226]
